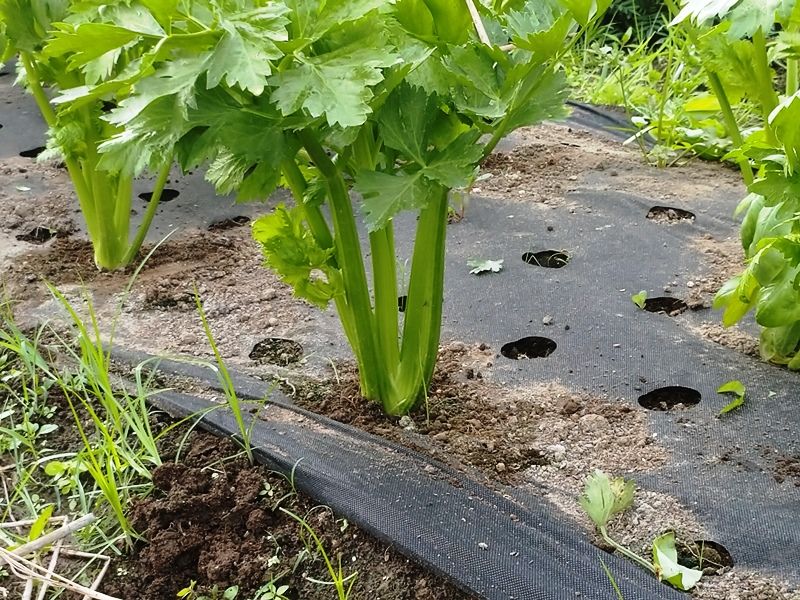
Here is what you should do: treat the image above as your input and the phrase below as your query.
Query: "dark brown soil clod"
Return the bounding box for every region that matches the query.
[638,386,701,411]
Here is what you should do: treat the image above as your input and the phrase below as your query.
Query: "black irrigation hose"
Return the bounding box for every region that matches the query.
[113,348,682,600]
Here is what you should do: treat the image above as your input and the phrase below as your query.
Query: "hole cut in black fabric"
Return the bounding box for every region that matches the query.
[646,206,696,223]
[678,540,735,575]
[139,188,180,203]
[643,297,688,315]
[501,337,557,360]
[208,216,250,231]
[522,250,570,268]
[15,226,55,244]
[638,386,700,411]
[19,146,46,159]
[249,338,303,365]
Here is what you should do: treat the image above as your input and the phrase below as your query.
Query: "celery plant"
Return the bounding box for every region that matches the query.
[36,0,608,413]
[673,1,800,369]
[0,1,175,270]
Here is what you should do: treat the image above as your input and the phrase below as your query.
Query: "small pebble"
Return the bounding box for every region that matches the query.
[542,315,554,326]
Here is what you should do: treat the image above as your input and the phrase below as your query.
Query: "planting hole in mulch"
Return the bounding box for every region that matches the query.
[638,386,701,411]
[678,540,735,575]
[208,215,250,231]
[643,296,688,315]
[19,146,46,159]
[646,206,696,223]
[398,295,408,312]
[501,336,557,359]
[15,226,55,244]
[139,188,180,203]
[522,250,570,268]
[249,337,303,365]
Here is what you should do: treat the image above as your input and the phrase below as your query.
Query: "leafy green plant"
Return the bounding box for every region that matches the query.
[673,1,800,368]
[631,290,648,309]
[580,470,702,591]
[716,379,746,416]
[252,581,290,600]
[44,0,610,414]
[0,2,177,270]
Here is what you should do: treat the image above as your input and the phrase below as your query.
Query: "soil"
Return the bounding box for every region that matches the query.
[690,322,760,358]
[478,123,743,211]
[103,432,470,600]
[294,343,666,486]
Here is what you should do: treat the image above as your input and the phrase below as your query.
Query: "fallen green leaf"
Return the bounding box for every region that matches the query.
[631,290,647,309]
[717,380,745,416]
[468,259,504,275]
[652,531,703,591]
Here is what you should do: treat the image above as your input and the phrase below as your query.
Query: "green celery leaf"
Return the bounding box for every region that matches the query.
[420,0,472,44]
[377,83,436,165]
[105,54,211,127]
[507,1,572,57]
[356,170,436,231]
[97,3,166,36]
[0,0,68,52]
[270,35,400,127]
[98,93,189,174]
[205,6,289,95]
[206,24,274,95]
[652,532,703,591]
[422,131,482,188]
[501,67,569,133]
[558,0,611,27]
[44,23,139,68]
[444,44,505,118]
[286,0,388,40]
[727,0,792,38]
[252,205,342,308]
[755,264,800,328]
[769,93,800,172]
